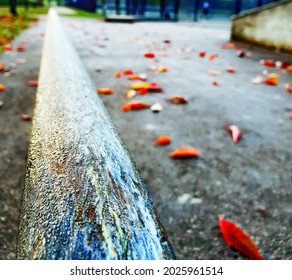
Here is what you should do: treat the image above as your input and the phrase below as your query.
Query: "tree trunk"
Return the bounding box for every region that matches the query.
[9,0,17,16]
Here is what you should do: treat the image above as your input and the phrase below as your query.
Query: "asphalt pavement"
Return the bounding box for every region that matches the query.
[0,15,292,260]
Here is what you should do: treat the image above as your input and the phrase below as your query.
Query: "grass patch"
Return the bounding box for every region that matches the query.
[59,7,103,19]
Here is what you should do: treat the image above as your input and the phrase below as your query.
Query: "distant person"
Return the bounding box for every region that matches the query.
[202,1,210,19]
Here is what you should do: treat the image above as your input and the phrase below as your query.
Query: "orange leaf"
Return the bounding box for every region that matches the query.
[198,51,206,57]
[222,43,235,49]
[144,52,155,58]
[219,216,264,260]
[128,74,142,80]
[157,66,169,73]
[122,101,150,112]
[169,96,188,104]
[114,71,122,78]
[123,69,133,75]
[169,146,201,158]
[0,84,5,91]
[155,135,171,145]
[285,65,292,72]
[28,81,38,87]
[224,125,241,143]
[265,73,279,86]
[97,88,114,95]
[209,54,218,61]
[226,66,236,73]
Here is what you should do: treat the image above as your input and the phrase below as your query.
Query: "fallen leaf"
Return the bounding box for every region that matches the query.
[131,82,150,90]
[21,114,31,121]
[224,125,241,143]
[125,89,136,99]
[226,66,236,73]
[251,76,263,84]
[151,102,163,113]
[169,146,201,158]
[97,87,114,95]
[0,100,3,108]
[169,96,188,104]
[288,112,292,119]
[138,88,148,95]
[208,70,220,76]
[147,82,163,92]
[138,73,147,81]
[0,84,5,91]
[265,73,279,86]
[157,66,169,73]
[155,135,171,145]
[212,80,219,86]
[260,59,275,67]
[3,45,12,51]
[209,54,218,61]
[144,52,155,58]
[114,71,122,78]
[28,81,38,87]
[236,50,245,58]
[219,216,264,260]
[128,74,142,80]
[222,43,235,49]
[122,101,151,112]
[285,65,292,72]
[163,40,171,44]
[284,83,292,93]
[0,63,5,71]
[198,51,206,57]
[123,69,134,75]
[17,43,25,52]
[148,65,157,71]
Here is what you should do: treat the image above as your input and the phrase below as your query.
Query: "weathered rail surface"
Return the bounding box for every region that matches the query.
[17,9,175,260]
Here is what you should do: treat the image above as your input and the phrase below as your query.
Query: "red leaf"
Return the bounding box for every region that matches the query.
[3,45,13,51]
[198,51,206,57]
[261,59,275,67]
[144,52,155,58]
[219,216,264,260]
[21,114,31,121]
[169,146,201,158]
[226,66,236,73]
[169,96,188,104]
[224,125,241,143]
[28,81,38,87]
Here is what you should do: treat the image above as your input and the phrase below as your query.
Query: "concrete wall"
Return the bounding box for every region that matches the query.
[231,0,292,53]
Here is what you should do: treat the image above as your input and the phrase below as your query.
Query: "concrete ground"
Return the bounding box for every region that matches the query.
[1,15,292,259]
[0,18,45,259]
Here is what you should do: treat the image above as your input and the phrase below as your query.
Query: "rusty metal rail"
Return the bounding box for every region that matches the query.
[17,8,175,260]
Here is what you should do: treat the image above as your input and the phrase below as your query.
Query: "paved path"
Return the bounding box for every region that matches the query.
[0,18,45,259]
[65,18,292,259]
[0,16,292,259]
